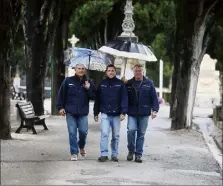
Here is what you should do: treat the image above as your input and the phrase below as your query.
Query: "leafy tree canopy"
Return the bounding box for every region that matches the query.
[69,0,117,48]
[133,0,175,86]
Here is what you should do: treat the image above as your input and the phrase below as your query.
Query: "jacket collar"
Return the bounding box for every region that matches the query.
[129,76,147,84]
[105,76,117,81]
[73,74,88,83]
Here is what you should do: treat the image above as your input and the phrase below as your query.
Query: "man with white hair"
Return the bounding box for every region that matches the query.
[57,63,96,161]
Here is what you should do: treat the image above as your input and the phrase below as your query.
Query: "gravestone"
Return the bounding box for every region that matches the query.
[195,54,221,107]
[114,58,146,80]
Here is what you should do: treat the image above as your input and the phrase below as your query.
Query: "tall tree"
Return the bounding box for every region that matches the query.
[50,9,65,115]
[207,10,223,120]
[0,0,22,139]
[171,0,222,130]
[133,0,175,87]
[23,0,60,115]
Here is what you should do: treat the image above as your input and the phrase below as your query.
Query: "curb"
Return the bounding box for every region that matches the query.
[193,120,222,173]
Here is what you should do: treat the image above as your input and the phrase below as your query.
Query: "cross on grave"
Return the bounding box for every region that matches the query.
[68,34,79,47]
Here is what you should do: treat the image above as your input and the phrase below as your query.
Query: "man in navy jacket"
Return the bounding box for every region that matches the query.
[94,64,128,162]
[57,64,96,161]
[125,64,159,163]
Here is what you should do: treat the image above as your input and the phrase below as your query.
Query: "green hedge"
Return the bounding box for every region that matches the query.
[163,92,171,103]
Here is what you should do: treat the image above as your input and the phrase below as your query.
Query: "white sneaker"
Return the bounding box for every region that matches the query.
[71,154,78,161]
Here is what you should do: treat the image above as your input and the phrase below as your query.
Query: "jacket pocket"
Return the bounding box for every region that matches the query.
[65,104,77,114]
[79,105,89,115]
[139,105,151,115]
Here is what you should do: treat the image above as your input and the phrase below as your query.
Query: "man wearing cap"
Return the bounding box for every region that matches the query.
[94,64,128,162]
[57,64,96,161]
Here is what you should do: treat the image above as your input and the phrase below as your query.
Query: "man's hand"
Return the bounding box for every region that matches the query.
[94,115,99,122]
[120,114,125,121]
[59,109,66,116]
[151,111,157,119]
[84,81,90,90]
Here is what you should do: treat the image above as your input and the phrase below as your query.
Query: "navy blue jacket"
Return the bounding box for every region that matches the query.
[57,75,96,116]
[126,77,159,116]
[94,77,128,116]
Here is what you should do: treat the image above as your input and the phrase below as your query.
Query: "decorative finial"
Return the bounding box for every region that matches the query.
[120,0,136,37]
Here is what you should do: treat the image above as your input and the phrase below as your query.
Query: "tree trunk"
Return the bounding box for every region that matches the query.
[169,0,184,119]
[171,0,216,130]
[51,15,64,115]
[51,26,63,115]
[0,0,22,139]
[220,71,223,120]
[51,10,69,115]
[23,0,59,115]
[0,58,11,139]
[62,15,69,49]
[169,49,179,118]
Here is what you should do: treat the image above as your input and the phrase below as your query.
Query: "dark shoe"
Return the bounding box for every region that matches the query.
[80,148,87,157]
[98,156,108,162]
[127,152,134,161]
[135,155,142,163]
[111,156,119,162]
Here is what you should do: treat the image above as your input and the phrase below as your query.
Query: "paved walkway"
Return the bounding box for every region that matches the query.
[1,105,222,185]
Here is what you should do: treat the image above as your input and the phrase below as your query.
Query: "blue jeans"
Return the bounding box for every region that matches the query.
[66,113,88,155]
[127,116,149,156]
[100,113,120,157]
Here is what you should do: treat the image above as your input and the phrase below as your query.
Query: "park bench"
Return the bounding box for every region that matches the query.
[15,101,50,134]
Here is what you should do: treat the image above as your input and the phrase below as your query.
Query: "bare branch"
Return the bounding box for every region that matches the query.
[45,0,61,49]
[198,33,211,64]
[39,0,52,26]
[203,0,219,23]
[197,0,204,18]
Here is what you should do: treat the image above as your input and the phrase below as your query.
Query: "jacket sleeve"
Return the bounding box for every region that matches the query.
[150,82,159,112]
[121,82,128,115]
[86,80,96,100]
[93,83,101,116]
[56,78,67,111]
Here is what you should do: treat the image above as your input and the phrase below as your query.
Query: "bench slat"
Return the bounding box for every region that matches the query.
[24,113,35,117]
[24,110,35,115]
[25,115,38,119]
[25,114,36,118]
[38,115,50,120]
[21,105,33,110]
[23,110,34,115]
[23,108,34,112]
[17,102,32,107]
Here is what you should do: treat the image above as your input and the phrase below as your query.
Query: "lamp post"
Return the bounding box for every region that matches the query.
[116,0,139,79]
[159,59,163,99]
